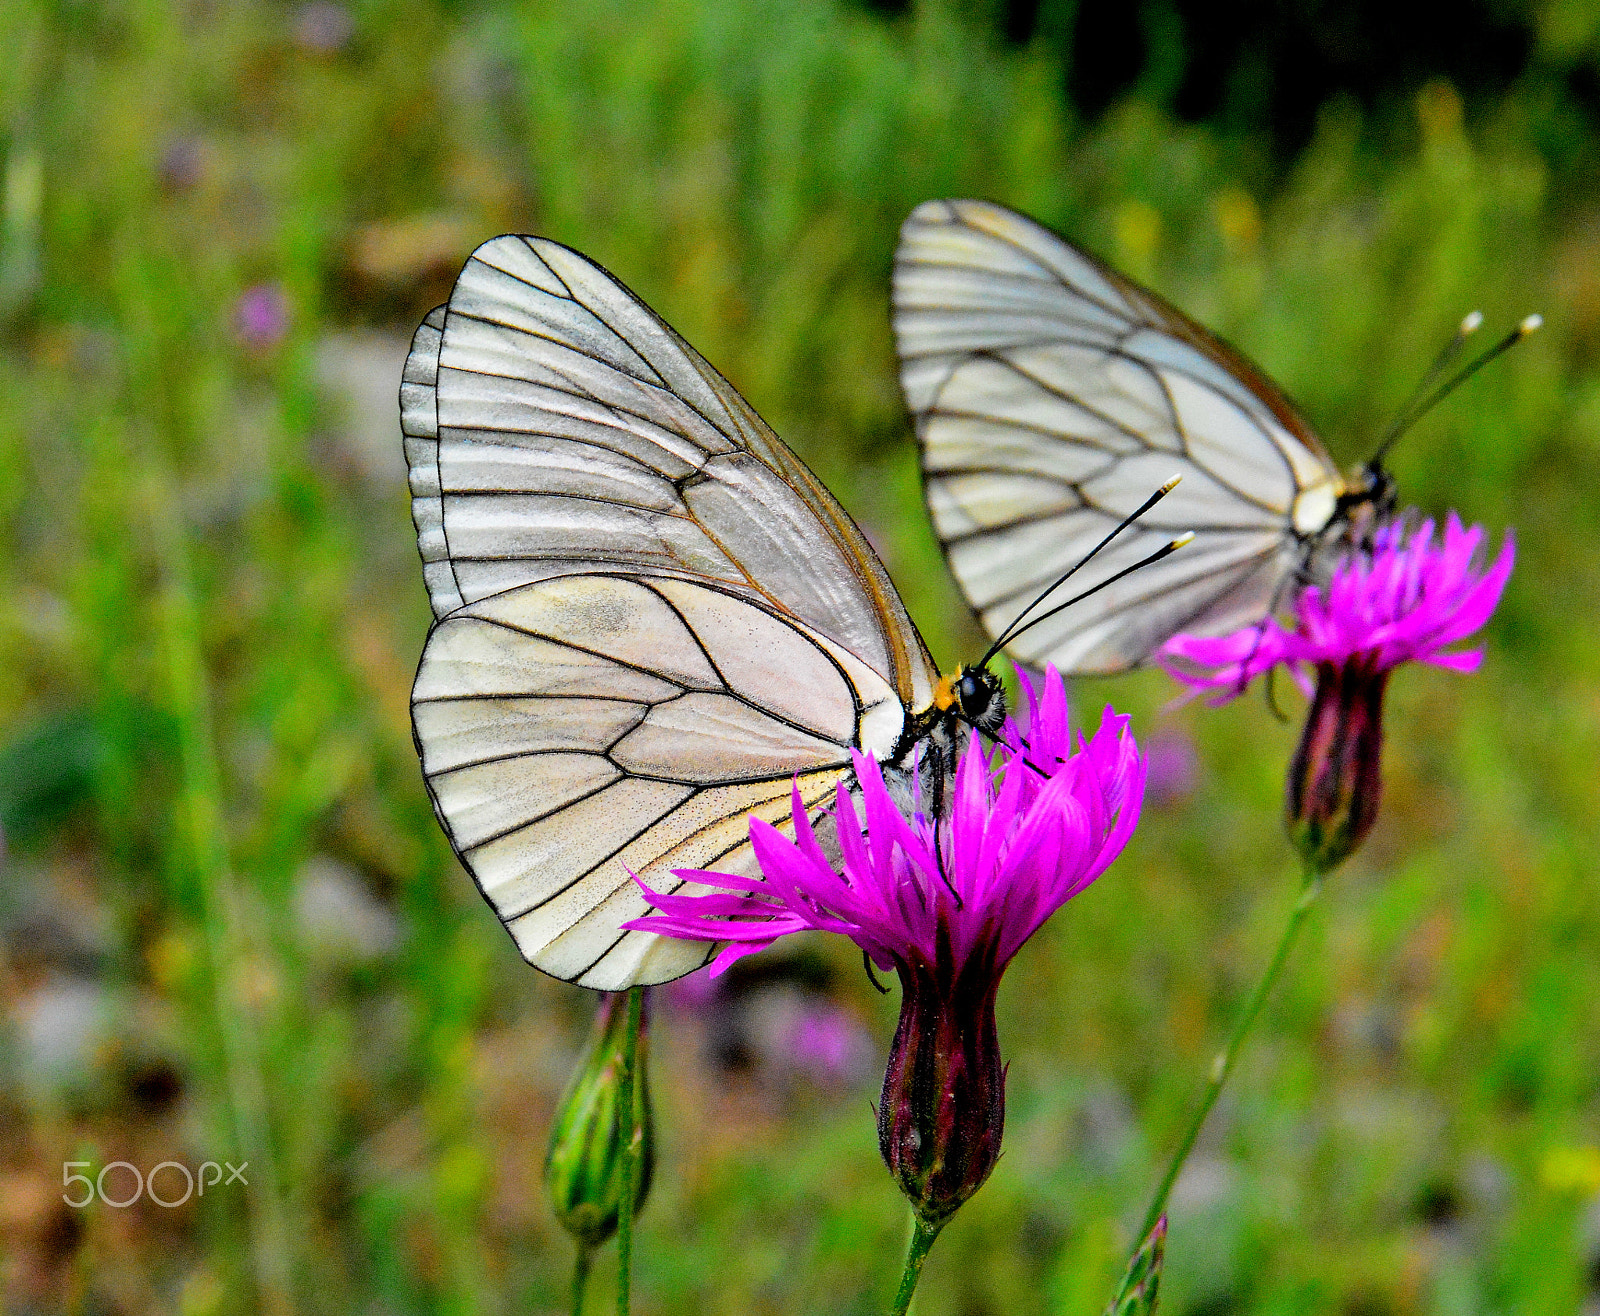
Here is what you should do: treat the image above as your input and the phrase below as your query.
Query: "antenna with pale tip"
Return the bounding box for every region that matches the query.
[996,531,1195,655]
[979,475,1183,666]
[1369,311,1541,470]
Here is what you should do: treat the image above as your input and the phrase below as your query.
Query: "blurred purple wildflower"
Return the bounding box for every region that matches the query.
[156,136,206,192]
[1161,512,1514,871]
[293,2,354,54]
[628,666,1143,1224]
[233,283,290,351]
[1143,728,1199,805]
[661,963,720,1013]
[785,1002,875,1087]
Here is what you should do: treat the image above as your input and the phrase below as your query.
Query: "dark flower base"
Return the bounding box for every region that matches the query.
[878,924,1006,1226]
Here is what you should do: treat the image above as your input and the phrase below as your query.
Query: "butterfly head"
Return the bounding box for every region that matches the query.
[1353,459,1398,520]
[935,664,1008,737]
[1329,460,1399,553]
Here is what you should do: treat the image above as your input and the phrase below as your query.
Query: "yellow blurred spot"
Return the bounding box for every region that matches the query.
[1213,186,1261,251]
[148,931,195,991]
[1539,1144,1600,1195]
[231,955,281,1010]
[1114,199,1162,267]
[32,326,77,371]
[179,1269,226,1316]
[442,1032,477,1080]
[1416,79,1464,143]
[348,214,475,286]
[434,1140,490,1212]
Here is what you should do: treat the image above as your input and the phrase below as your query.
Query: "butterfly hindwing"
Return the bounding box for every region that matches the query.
[894,198,1347,673]
[412,571,906,989]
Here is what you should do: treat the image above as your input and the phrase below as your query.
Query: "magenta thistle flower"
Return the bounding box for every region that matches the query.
[1161,512,1514,871]
[627,667,1143,1224]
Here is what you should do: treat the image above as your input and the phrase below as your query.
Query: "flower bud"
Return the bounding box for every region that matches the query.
[545,991,654,1247]
[877,934,1006,1227]
[1104,1216,1166,1316]
[1286,659,1389,874]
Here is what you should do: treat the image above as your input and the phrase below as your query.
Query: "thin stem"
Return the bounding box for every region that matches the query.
[148,465,292,1313]
[614,986,645,1316]
[888,1213,944,1316]
[1132,870,1325,1245]
[571,1240,594,1316]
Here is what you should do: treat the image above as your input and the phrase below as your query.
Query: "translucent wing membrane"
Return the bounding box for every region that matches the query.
[894,198,1347,673]
[406,234,937,710]
[412,573,904,989]
[404,236,937,989]
[400,306,463,616]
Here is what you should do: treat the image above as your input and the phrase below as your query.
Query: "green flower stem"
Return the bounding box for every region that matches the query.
[889,1214,944,1316]
[571,1240,594,1316]
[1132,870,1325,1247]
[614,986,645,1316]
[150,466,291,1312]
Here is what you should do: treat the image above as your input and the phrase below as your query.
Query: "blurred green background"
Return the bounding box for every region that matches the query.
[2,0,1599,1311]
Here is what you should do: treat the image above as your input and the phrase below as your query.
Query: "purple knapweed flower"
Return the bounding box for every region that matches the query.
[627,667,1143,1225]
[1161,512,1514,871]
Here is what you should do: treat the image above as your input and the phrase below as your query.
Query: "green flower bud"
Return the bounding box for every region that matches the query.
[545,990,654,1247]
[1104,1216,1166,1316]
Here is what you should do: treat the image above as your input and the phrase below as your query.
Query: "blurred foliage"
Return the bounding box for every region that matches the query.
[0,0,1598,1312]
[1007,0,1600,176]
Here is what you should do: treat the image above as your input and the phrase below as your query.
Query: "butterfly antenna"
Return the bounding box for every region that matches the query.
[980,476,1183,667]
[1000,532,1196,654]
[1369,310,1481,465]
[1369,313,1541,470]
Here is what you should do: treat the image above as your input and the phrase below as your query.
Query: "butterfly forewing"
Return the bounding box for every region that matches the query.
[405,236,936,989]
[410,234,937,708]
[894,198,1347,673]
[400,306,465,618]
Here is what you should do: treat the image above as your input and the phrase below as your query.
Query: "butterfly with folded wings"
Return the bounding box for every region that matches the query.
[893,198,1402,677]
[401,236,1031,991]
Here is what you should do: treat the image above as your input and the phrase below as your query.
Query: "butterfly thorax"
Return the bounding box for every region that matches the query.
[1289,463,1400,592]
[1330,463,1399,550]
[886,663,1007,817]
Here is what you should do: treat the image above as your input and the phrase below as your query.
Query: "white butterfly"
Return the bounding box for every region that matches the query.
[402,236,1007,990]
[893,198,1390,675]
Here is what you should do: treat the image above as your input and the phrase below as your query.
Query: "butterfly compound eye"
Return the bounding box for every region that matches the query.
[954,667,1006,733]
[956,671,984,711]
